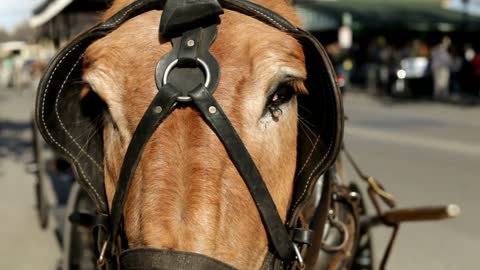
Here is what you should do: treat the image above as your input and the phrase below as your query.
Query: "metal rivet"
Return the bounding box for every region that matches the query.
[154,106,163,114]
[187,39,195,47]
[208,106,217,114]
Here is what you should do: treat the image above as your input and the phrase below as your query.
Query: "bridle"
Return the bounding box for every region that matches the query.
[35,0,344,269]
[106,1,301,267]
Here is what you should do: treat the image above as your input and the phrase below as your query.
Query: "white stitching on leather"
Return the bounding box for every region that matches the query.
[289,72,337,218]
[41,42,105,208]
[242,4,289,31]
[56,58,103,168]
[55,54,103,171]
[295,135,320,177]
[289,136,333,218]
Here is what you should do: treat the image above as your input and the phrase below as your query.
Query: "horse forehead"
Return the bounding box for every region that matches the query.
[214,10,306,75]
[83,10,305,94]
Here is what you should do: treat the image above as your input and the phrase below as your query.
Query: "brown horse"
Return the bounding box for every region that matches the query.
[82,0,307,269]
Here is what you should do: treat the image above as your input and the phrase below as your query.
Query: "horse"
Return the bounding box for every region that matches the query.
[35,0,344,269]
[86,1,304,268]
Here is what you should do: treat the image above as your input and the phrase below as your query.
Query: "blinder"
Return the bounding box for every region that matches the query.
[35,0,343,268]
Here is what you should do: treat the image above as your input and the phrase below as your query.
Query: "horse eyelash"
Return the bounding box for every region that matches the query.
[79,82,115,129]
[264,81,299,120]
[267,81,296,106]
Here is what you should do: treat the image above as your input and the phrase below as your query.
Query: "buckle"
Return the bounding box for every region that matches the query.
[292,228,313,246]
[321,210,349,252]
[161,58,211,102]
[367,176,395,207]
[155,25,220,103]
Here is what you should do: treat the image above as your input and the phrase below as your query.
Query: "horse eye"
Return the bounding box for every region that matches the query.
[81,83,112,125]
[266,82,296,119]
[267,82,295,107]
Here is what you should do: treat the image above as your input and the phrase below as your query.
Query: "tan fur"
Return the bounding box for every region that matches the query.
[83,1,306,269]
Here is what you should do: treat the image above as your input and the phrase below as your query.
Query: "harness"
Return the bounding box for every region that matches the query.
[35,0,345,269]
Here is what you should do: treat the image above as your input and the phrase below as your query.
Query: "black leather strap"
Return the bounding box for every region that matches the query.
[189,85,296,262]
[220,0,297,32]
[108,84,180,251]
[160,0,223,38]
[304,169,333,267]
[68,212,110,229]
[177,29,202,65]
[292,229,313,246]
[107,9,298,261]
[121,248,237,270]
[98,0,164,32]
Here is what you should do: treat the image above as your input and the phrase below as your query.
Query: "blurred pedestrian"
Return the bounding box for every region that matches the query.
[378,44,393,95]
[471,47,480,96]
[5,54,16,88]
[449,46,463,99]
[366,38,380,94]
[431,37,452,100]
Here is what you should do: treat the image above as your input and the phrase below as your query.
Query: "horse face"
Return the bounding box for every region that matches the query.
[82,4,305,269]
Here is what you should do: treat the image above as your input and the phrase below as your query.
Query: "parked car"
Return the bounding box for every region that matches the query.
[386,56,433,98]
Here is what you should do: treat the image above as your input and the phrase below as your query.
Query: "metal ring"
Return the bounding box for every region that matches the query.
[162,58,211,88]
[176,96,193,102]
[293,244,305,269]
[321,215,349,253]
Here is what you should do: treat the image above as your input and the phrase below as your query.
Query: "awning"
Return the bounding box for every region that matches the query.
[295,0,480,32]
[29,0,112,28]
[29,0,74,27]
[445,0,480,16]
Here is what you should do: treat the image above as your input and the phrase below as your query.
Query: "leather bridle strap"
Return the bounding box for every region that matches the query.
[189,85,297,261]
[107,83,297,263]
[108,84,180,253]
[105,0,297,264]
[121,248,237,270]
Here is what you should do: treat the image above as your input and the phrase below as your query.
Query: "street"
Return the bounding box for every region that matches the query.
[0,87,478,269]
[0,88,60,270]
[343,92,479,269]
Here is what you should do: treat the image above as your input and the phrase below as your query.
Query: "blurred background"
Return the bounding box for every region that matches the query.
[0,0,479,269]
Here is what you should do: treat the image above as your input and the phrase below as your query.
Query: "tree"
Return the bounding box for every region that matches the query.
[10,23,36,43]
[0,27,10,42]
